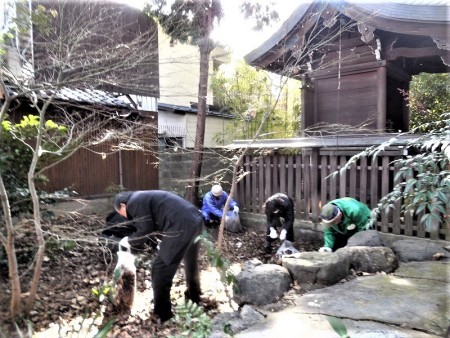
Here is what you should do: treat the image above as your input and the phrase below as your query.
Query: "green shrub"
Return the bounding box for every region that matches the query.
[171,300,212,338]
[0,114,68,216]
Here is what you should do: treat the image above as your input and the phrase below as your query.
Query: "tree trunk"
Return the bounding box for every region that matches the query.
[185,39,212,205]
[25,171,46,314]
[25,100,52,313]
[0,95,22,318]
[216,156,242,251]
[0,176,22,318]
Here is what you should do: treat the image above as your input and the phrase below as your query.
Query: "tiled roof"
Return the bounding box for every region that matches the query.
[40,87,133,109]
[245,0,449,64]
[4,84,133,109]
[348,0,450,22]
[158,102,234,119]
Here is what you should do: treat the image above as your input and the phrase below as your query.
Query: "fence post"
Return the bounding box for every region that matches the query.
[295,154,304,219]
[310,148,320,222]
[392,158,402,235]
[359,157,368,204]
[380,156,390,233]
[339,156,347,198]
[287,155,294,199]
[428,197,440,240]
[258,156,264,213]
[320,154,328,206]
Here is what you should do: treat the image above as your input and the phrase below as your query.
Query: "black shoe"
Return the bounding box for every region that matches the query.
[184,289,201,304]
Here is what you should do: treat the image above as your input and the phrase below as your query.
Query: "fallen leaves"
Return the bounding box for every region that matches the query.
[0,214,319,337]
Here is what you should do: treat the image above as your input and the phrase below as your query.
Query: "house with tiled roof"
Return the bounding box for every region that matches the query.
[0,1,160,196]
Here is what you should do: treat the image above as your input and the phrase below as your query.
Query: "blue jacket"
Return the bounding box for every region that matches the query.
[201,191,237,220]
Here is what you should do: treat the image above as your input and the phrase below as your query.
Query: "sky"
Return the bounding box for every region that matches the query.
[125,0,301,59]
[211,1,301,59]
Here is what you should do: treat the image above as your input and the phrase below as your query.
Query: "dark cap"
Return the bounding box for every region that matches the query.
[321,203,341,223]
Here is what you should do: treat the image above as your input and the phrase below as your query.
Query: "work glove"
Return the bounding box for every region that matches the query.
[279,229,287,241]
[269,227,278,239]
[318,247,332,253]
[233,206,239,214]
[347,223,356,230]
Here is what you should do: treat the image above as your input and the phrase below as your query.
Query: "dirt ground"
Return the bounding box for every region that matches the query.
[0,213,321,338]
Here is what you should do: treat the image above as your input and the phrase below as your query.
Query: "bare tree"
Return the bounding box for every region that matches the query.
[145,0,279,205]
[145,0,222,205]
[0,0,158,318]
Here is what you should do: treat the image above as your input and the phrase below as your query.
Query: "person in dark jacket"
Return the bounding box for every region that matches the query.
[264,193,295,252]
[114,190,204,322]
[201,185,239,226]
[319,197,374,252]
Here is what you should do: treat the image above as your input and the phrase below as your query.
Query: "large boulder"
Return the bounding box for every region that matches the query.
[233,259,292,306]
[346,230,385,247]
[282,252,348,291]
[390,239,450,262]
[336,246,398,273]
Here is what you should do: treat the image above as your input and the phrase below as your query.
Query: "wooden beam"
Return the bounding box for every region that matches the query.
[385,46,447,60]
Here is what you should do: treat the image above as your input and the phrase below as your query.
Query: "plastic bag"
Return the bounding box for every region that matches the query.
[276,240,299,258]
[113,237,136,311]
[225,211,243,233]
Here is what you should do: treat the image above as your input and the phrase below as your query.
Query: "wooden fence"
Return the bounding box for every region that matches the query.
[236,147,448,241]
[41,143,159,198]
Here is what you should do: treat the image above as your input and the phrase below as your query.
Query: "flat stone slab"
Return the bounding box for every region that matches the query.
[393,260,449,282]
[295,275,447,335]
[236,313,442,338]
[236,260,449,337]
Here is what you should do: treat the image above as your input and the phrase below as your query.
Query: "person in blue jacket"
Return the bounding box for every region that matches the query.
[201,184,239,226]
[114,190,204,322]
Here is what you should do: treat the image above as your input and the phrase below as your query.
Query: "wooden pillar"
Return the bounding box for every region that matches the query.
[301,75,314,134]
[377,66,387,131]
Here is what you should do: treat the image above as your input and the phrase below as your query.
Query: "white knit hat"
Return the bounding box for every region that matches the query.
[211,185,223,197]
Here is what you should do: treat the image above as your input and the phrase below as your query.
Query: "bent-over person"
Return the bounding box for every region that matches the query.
[264,193,295,252]
[319,197,374,252]
[114,190,204,322]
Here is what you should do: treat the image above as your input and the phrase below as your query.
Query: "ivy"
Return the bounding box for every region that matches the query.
[341,113,449,231]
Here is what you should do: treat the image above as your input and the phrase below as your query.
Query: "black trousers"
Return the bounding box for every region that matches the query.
[151,239,201,321]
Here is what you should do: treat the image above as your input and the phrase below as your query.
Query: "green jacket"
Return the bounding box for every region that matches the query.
[323,197,372,249]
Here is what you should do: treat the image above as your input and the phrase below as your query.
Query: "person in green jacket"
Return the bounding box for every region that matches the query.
[319,197,375,252]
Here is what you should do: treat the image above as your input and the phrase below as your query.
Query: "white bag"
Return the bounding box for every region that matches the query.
[225,211,243,233]
[113,237,136,311]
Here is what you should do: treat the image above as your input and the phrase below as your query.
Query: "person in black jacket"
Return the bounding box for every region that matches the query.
[264,193,295,252]
[113,190,204,322]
